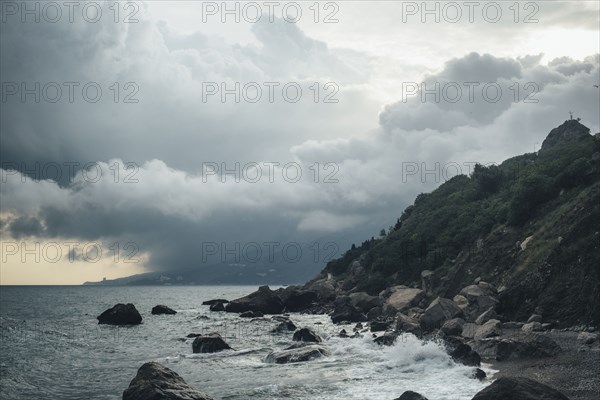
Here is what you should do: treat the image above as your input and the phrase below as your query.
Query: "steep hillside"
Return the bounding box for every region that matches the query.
[317,120,600,327]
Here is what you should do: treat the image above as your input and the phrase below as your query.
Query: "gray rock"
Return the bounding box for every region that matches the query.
[522,322,543,333]
[97,303,142,325]
[470,333,561,361]
[202,299,229,306]
[383,288,425,315]
[370,320,389,332]
[330,297,367,324]
[395,391,429,400]
[420,297,463,331]
[374,332,398,346]
[225,285,284,315]
[441,318,465,336]
[192,333,232,353]
[265,344,329,364]
[475,308,497,325]
[527,314,543,323]
[396,313,422,336]
[349,292,382,313]
[461,323,478,339]
[577,331,598,344]
[122,362,213,400]
[293,328,322,343]
[271,320,297,333]
[209,302,225,312]
[474,319,502,340]
[471,377,569,400]
[151,305,177,315]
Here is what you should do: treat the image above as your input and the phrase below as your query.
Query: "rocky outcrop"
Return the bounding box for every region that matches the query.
[471,377,570,399]
[470,333,561,361]
[191,333,232,353]
[97,303,142,325]
[122,362,214,400]
[151,305,176,315]
[293,328,322,343]
[225,285,284,315]
[395,391,429,400]
[420,297,463,331]
[265,344,330,364]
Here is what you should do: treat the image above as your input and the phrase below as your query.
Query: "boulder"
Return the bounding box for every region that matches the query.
[239,310,263,318]
[474,319,502,340]
[349,292,382,313]
[201,299,229,306]
[265,344,330,364]
[461,323,478,339]
[151,305,177,315]
[470,333,561,361]
[527,314,543,323]
[192,333,232,353]
[303,279,336,301]
[522,322,543,333]
[472,368,487,380]
[420,297,463,331]
[443,336,481,367]
[396,313,422,336]
[474,308,497,325]
[383,287,425,315]
[370,321,389,332]
[471,377,570,400]
[280,288,318,312]
[97,303,142,325]
[122,362,213,400]
[209,302,225,312]
[293,328,322,343]
[577,332,598,344]
[395,391,429,400]
[441,318,465,336]
[330,297,367,324]
[453,294,469,310]
[225,286,284,315]
[366,306,383,320]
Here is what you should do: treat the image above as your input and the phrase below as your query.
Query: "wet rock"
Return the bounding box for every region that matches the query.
[471,377,570,400]
[225,285,284,315]
[202,299,229,306]
[339,329,349,338]
[374,332,398,346]
[293,328,322,343]
[395,391,429,400]
[97,303,142,325]
[370,320,389,332]
[420,297,463,331]
[151,305,177,315]
[472,368,487,380]
[122,362,214,400]
[209,302,225,312]
[265,344,330,364]
[443,336,481,367]
[271,320,297,333]
[441,318,465,336]
[192,333,232,353]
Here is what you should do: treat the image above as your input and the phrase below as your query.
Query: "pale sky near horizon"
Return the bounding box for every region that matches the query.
[1,0,599,284]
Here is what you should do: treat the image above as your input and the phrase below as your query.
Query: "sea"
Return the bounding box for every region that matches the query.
[0,286,494,399]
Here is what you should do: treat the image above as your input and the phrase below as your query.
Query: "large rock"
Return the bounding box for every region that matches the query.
[265,344,330,364]
[420,297,463,331]
[293,328,322,343]
[395,391,429,400]
[225,285,284,314]
[349,292,381,313]
[151,305,176,315]
[470,333,561,361]
[441,318,465,336]
[330,297,367,324]
[459,283,499,321]
[97,303,142,325]
[192,333,232,353]
[122,362,214,400]
[473,319,502,340]
[303,278,336,301]
[471,377,570,400]
[383,288,425,315]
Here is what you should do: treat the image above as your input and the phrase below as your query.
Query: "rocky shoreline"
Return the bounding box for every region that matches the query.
[96,278,598,399]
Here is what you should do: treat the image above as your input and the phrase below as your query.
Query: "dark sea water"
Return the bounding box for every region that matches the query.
[0,286,493,399]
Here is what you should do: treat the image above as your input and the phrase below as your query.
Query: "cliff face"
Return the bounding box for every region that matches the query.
[316,120,600,327]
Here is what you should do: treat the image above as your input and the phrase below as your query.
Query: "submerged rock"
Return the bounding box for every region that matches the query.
[191,333,232,353]
[122,362,214,400]
[151,305,176,315]
[265,344,330,364]
[97,303,142,325]
[471,377,570,399]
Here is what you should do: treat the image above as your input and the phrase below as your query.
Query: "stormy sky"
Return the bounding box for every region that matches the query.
[1,1,599,284]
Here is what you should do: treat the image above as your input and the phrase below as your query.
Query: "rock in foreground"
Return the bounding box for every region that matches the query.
[122,362,214,400]
[471,377,570,400]
[97,303,142,325]
[151,305,177,315]
[192,333,232,353]
[265,344,330,364]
